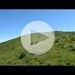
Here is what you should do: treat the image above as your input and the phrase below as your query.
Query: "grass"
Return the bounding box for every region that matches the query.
[0,31,75,66]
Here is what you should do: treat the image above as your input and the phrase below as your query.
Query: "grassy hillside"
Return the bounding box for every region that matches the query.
[0,31,75,66]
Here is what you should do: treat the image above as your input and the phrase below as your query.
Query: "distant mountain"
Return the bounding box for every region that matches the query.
[0,31,75,66]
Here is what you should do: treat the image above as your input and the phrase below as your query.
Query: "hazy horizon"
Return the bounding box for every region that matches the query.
[1,30,75,43]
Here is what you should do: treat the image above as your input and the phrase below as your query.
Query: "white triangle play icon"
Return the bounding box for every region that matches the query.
[31,30,49,45]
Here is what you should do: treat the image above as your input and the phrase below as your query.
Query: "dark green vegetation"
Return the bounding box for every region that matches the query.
[0,31,75,66]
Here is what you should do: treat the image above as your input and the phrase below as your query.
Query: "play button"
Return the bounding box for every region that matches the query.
[21,21,55,55]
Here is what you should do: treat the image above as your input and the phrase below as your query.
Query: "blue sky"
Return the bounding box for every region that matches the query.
[0,9,75,43]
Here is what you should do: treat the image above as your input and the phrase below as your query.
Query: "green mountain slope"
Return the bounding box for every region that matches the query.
[0,31,75,66]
